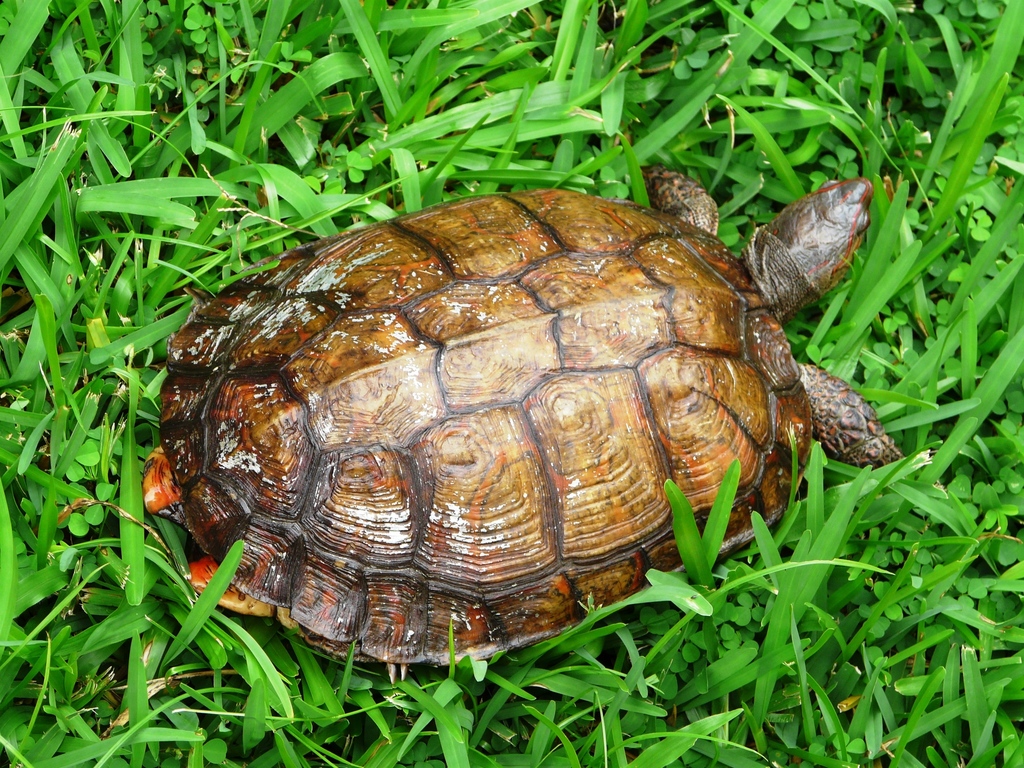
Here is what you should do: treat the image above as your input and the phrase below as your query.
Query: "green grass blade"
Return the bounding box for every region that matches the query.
[119,370,145,606]
[0,62,26,159]
[126,632,147,766]
[0,0,49,75]
[0,486,14,643]
[961,298,977,400]
[340,0,401,121]
[702,460,740,566]
[601,71,626,137]
[550,0,592,82]
[959,0,1024,122]
[666,480,713,588]
[845,178,908,318]
[924,73,1008,239]
[391,147,422,213]
[232,43,282,159]
[164,538,244,663]
[524,703,583,768]
[947,192,1024,319]
[720,97,802,199]
[396,680,470,768]
[791,608,816,741]
[888,666,945,766]
[0,124,79,275]
[250,53,367,143]
[923,321,1024,482]
[850,0,895,25]
[621,133,648,206]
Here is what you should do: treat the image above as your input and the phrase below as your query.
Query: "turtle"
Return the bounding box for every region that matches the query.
[143,167,901,672]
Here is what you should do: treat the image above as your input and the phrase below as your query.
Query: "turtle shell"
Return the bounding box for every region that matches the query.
[159,189,812,664]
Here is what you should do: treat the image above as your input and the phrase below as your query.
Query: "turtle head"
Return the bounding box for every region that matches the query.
[743,178,872,323]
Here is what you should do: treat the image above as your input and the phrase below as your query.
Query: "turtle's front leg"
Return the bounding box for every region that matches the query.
[799,364,902,468]
[642,165,719,235]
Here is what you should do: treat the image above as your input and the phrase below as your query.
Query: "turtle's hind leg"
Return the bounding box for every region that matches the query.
[800,364,902,468]
[642,165,719,235]
[189,555,276,617]
[143,446,185,524]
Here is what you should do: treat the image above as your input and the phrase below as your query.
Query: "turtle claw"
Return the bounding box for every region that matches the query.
[387,663,410,684]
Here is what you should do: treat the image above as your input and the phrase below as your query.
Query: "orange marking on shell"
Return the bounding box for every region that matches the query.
[142,447,181,515]
[553,574,573,598]
[373,258,438,291]
[468,450,510,518]
[630,552,646,591]
[598,205,630,230]
[462,605,491,644]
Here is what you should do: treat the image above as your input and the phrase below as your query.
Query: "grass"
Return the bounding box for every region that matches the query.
[1,0,1023,766]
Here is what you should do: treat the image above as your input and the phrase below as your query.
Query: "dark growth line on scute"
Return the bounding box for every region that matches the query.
[562,572,586,623]
[196,371,228,478]
[735,470,769,528]
[695,386,774,455]
[291,290,355,318]
[636,545,654,574]
[626,235,677,284]
[392,444,430,572]
[279,531,308,612]
[257,240,320,270]
[407,438,438,581]
[765,390,779,449]
[431,344,454,413]
[190,470,255,548]
[499,193,570,252]
[270,369,325,464]
[166,360,224,376]
[185,313,234,328]
[517,401,567,566]
[629,367,675,491]
[659,286,679,338]
[242,248,319,293]
[641,528,683,572]
[678,237,752,312]
[773,379,808,399]
[548,315,568,372]
[388,219,459,280]
[441,375,558,417]
[632,343,736,372]
[515,363,628,409]
[398,274,524,321]
[621,231,677,258]
[514,281,566,369]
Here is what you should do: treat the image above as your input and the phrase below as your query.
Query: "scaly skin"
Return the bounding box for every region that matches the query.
[799,363,903,468]
[743,178,873,323]
[643,164,719,234]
